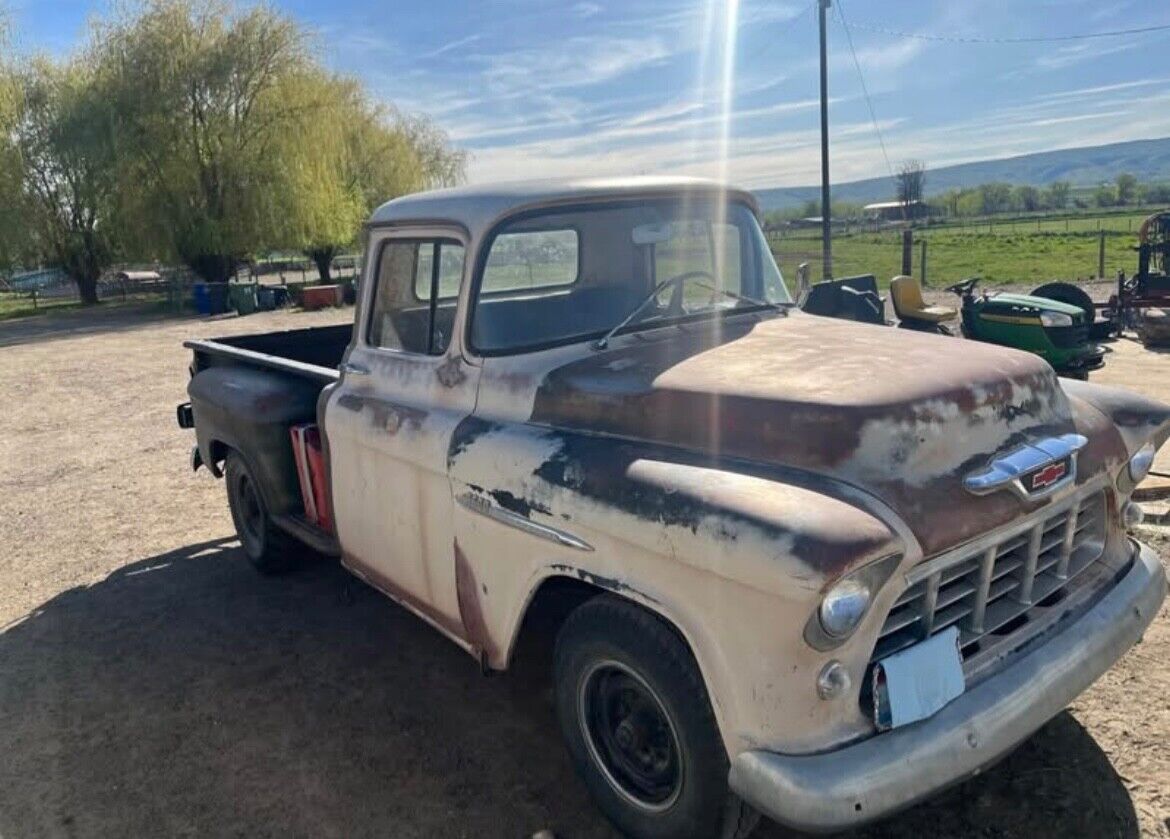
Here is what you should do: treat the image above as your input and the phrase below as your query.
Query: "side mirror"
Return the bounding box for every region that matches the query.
[795,262,811,303]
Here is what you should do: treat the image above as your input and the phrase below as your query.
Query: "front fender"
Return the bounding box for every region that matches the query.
[1061,379,1170,458]
[449,418,902,599]
[447,418,909,755]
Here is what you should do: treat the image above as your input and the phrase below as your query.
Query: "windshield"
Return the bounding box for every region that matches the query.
[470,199,790,354]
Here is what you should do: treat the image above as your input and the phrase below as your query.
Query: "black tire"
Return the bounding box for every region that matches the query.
[554,596,759,839]
[224,451,300,574]
[896,319,950,336]
[1032,282,1096,324]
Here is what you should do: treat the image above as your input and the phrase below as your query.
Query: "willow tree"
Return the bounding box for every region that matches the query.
[0,17,22,274]
[1,57,119,303]
[99,0,310,283]
[277,71,466,282]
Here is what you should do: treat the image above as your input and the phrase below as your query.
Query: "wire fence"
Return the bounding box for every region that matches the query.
[767,212,1154,288]
[0,256,362,318]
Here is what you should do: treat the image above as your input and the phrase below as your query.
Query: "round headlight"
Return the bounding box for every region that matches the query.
[1129,442,1156,485]
[1040,311,1074,328]
[818,578,872,639]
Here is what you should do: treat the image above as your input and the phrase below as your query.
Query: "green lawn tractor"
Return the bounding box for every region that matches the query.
[890,275,1106,379]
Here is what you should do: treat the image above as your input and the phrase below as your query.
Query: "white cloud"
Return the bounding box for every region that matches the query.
[572,2,603,19]
[478,35,672,94]
[423,34,483,59]
[1044,78,1170,100]
[1034,39,1133,71]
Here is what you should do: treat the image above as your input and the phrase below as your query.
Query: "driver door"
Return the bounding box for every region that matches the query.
[324,227,479,637]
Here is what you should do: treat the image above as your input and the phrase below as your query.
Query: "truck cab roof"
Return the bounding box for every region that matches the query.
[367,176,760,241]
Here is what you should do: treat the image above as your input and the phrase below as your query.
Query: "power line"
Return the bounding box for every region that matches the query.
[833,0,898,191]
[739,1,818,65]
[842,20,1170,45]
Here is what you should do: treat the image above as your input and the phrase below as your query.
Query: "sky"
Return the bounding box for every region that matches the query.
[9,0,1170,190]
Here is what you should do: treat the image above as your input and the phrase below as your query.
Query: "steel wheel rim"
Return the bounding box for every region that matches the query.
[577,659,683,812]
[236,471,264,551]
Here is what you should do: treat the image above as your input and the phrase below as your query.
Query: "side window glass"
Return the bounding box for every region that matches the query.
[482,229,578,293]
[369,239,464,355]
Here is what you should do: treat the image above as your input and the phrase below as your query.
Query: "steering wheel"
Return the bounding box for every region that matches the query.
[661,270,717,316]
[944,277,980,296]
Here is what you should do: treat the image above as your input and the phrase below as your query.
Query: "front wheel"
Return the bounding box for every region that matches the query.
[554,596,759,839]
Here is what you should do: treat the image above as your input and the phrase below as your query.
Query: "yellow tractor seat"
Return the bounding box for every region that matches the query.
[890,275,957,324]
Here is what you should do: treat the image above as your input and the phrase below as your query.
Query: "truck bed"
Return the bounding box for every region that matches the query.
[184,323,350,383]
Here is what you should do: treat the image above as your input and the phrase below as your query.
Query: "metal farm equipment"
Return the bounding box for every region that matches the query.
[1122,211,1170,345]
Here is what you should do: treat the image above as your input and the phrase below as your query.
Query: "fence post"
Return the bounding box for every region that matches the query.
[1098,230,1106,279]
[901,229,913,276]
[920,239,928,286]
[32,289,37,310]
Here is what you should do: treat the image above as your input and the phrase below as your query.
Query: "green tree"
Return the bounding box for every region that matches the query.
[276,71,464,281]
[1044,181,1070,210]
[979,182,1013,215]
[1013,184,1041,213]
[0,14,23,274]
[1116,172,1138,206]
[1094,183,1116,208]
[940,189,962,218]
[99,0,314,283]
[896,160,926,218]
[1,57,119,303]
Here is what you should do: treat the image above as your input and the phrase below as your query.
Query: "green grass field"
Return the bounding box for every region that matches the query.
[769,210,1159,288]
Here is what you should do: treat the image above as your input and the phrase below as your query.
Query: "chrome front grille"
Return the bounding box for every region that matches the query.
[872,491,1109,675]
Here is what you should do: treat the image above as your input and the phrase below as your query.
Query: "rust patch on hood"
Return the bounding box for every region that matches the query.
[528,313,1105,556]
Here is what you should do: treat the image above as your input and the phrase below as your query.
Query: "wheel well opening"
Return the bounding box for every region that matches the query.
[207,440,229,477]
[509,576,603,674]
[508,577,697,683]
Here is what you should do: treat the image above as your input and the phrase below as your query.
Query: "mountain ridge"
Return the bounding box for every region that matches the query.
[754,136,1170,211]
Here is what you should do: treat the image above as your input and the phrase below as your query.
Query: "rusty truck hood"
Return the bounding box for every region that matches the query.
[530,312,1126,556]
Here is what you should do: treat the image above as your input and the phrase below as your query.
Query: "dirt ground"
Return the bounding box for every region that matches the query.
[1,301,1168,839]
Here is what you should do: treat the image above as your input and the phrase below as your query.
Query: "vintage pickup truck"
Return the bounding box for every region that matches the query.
[177,178,1169,838]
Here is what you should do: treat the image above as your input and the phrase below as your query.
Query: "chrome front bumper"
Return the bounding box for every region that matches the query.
[729,539,1167,833]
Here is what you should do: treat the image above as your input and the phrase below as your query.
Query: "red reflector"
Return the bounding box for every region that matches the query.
[290,424,332,532]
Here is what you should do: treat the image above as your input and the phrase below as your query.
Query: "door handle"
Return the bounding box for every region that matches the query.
[340,361,371,377]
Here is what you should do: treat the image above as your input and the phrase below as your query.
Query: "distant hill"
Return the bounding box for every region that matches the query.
[754,137,1170,211]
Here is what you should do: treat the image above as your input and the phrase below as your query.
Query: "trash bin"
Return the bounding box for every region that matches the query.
[302,284,342,310]
[229,282,258,315]
[207,282,230,315]
[271,286,290,308]
[256,287,276,311]
[192,282,211,315]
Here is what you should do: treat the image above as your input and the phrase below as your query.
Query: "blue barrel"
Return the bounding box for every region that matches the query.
[192,283,211,315]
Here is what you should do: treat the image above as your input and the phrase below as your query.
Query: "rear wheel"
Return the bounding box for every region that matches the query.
[554,595,759,839]
[224,451,300,574]
[1032,282,1095,323]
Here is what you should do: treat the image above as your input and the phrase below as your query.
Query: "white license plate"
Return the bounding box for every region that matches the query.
[873,626,965,731]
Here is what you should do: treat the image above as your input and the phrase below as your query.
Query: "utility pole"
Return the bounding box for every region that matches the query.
[818,0,833,279]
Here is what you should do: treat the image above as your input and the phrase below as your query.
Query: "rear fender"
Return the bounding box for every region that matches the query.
[187,366,322,516]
